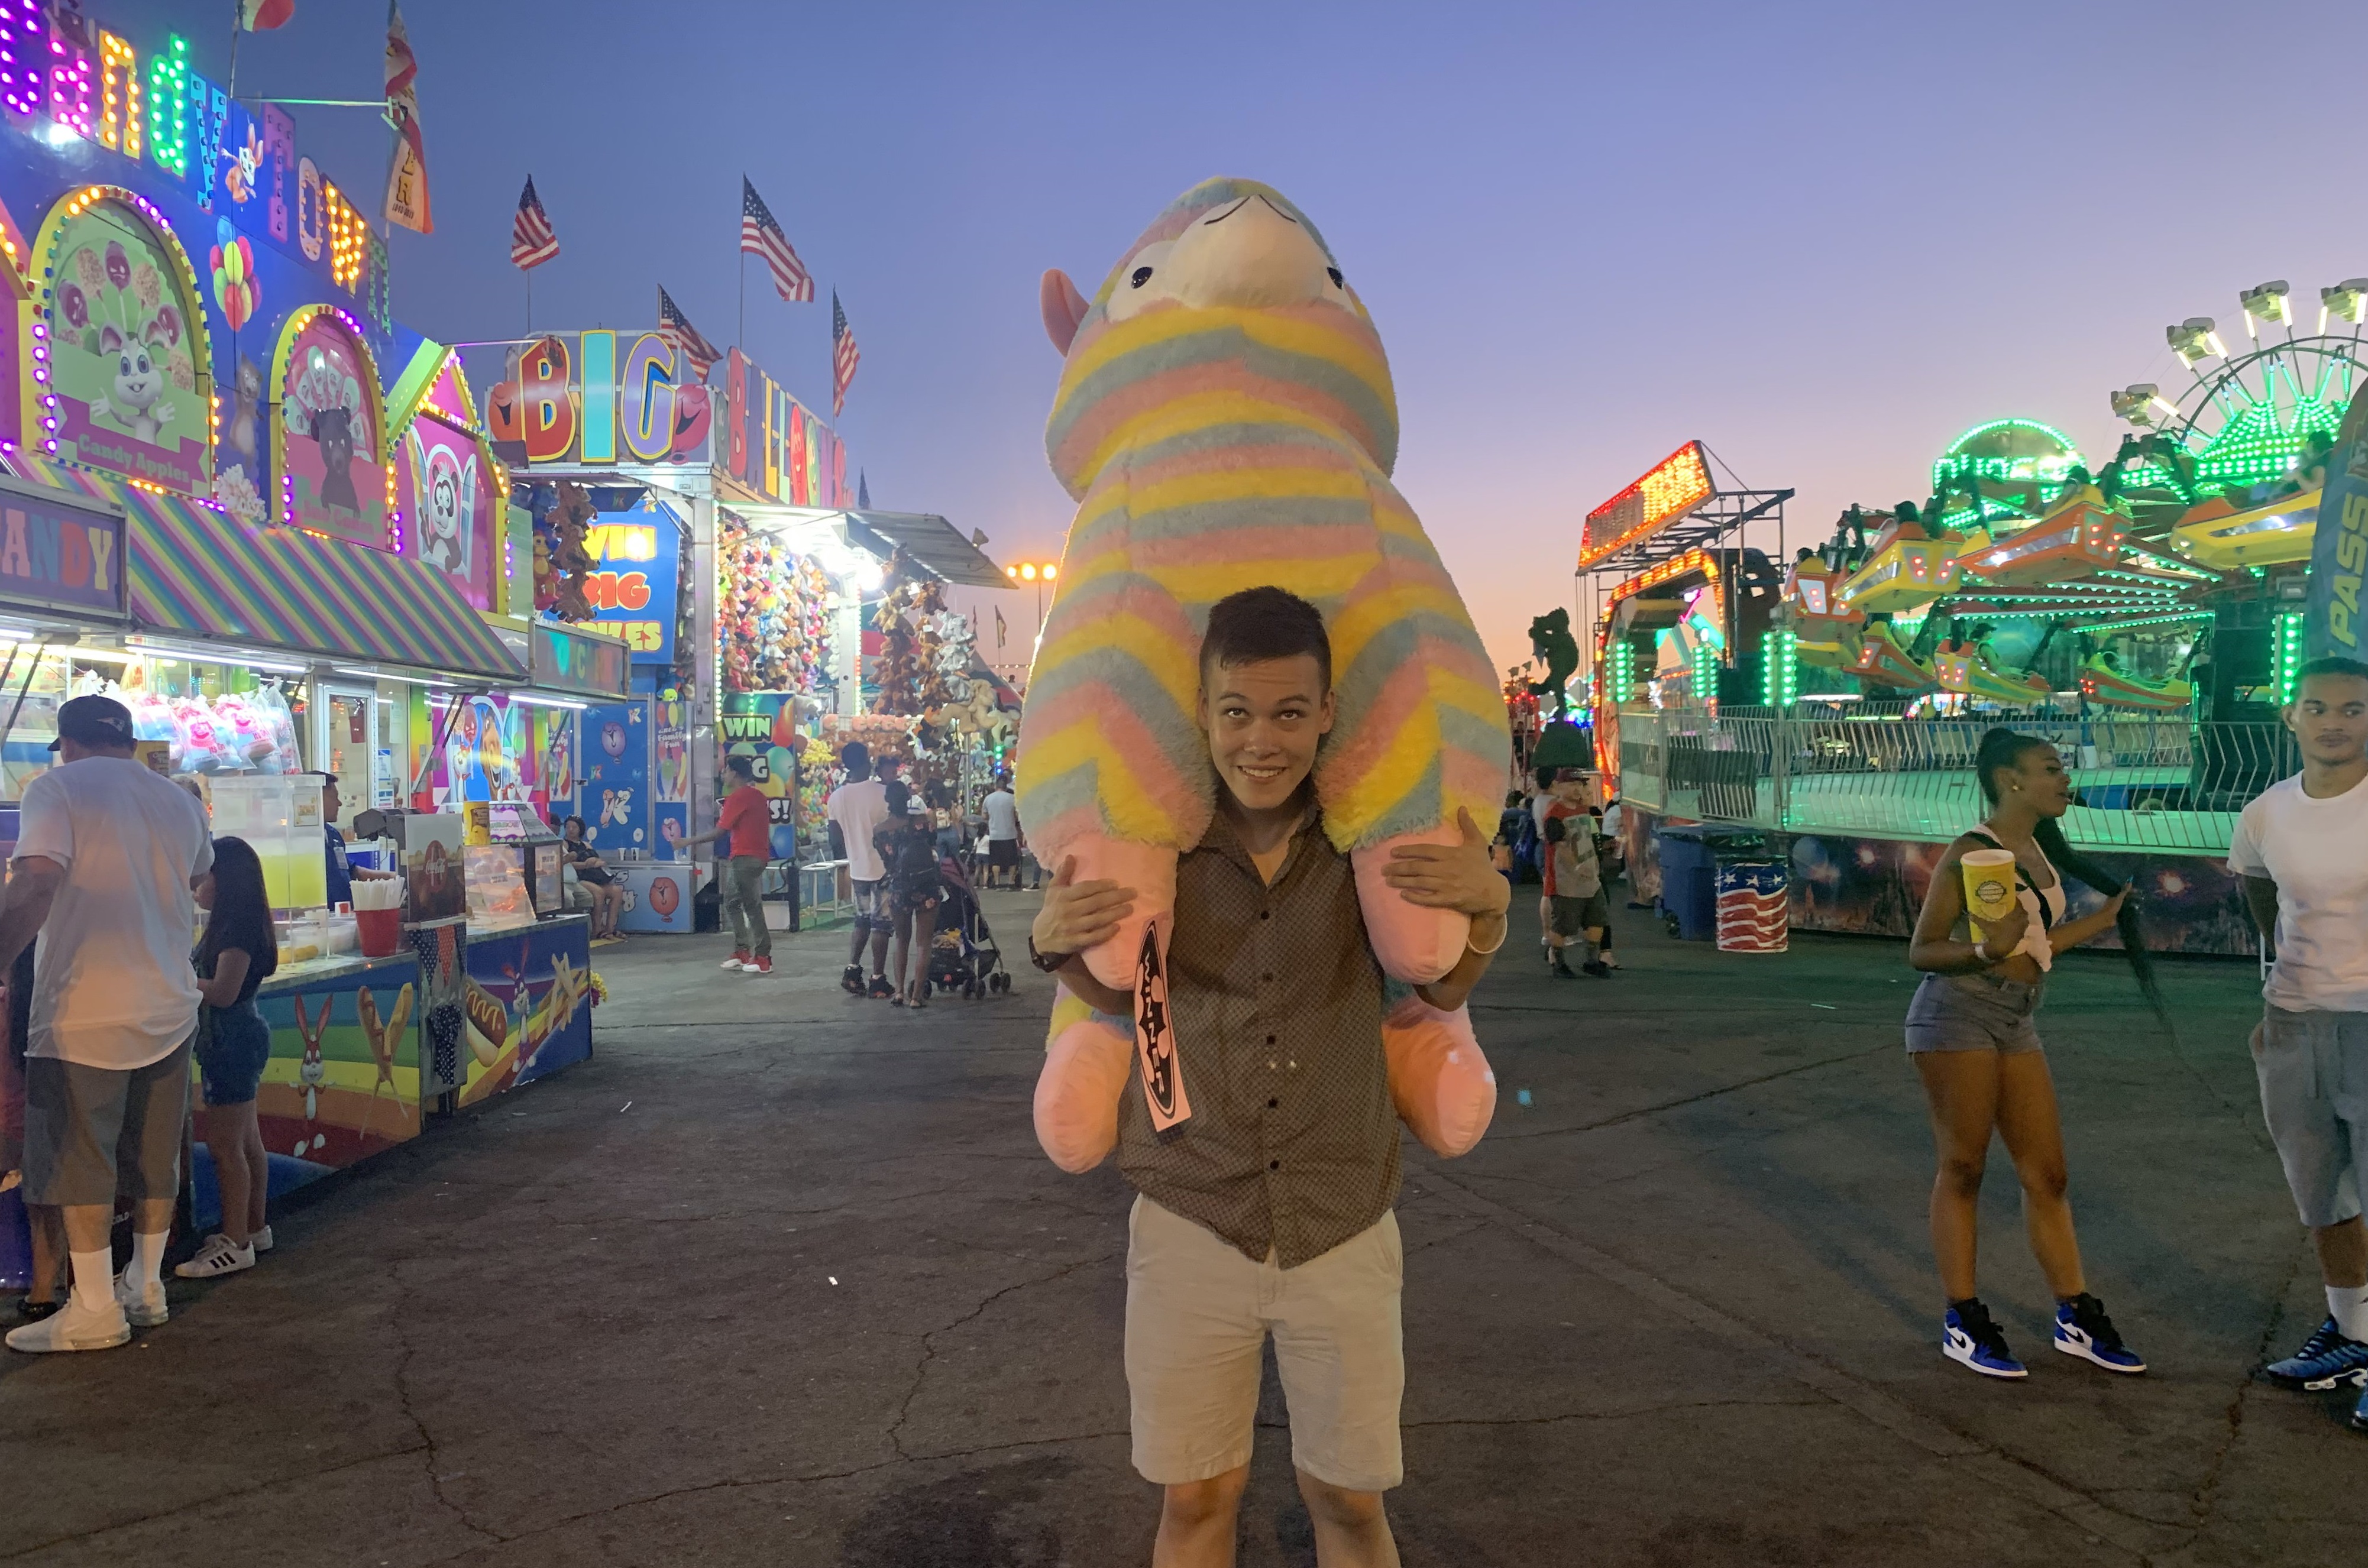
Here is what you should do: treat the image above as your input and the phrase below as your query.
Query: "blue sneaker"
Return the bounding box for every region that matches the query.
[2054,1293,2146,1374]
[1943,1300,2026,1379]
[2351,1381,2368,1434]
[2263,1318,2368,1391]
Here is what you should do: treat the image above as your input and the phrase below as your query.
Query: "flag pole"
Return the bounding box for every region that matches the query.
[525,269,532,334]
[737,250,746,350]
[226,0,242,101]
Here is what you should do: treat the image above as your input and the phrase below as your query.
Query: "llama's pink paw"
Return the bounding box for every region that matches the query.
[1034,1014,1134,1173]
[1382,994,1494,1157]
[1354,828,1472,984]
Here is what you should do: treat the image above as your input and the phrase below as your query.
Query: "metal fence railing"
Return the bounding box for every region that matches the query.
[1610,703,2292,854]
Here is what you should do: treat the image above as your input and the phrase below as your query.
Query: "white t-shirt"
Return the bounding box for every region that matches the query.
[14,756,213,1070]
[2227,772,2368,1013]
[983,789,1019,842]
[828,777,891,883]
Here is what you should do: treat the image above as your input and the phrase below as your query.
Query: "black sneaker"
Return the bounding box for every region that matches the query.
[866,974,896,999]
[1550,960,1580,980]
[1581,960,1611,977]
[840,964,865,995]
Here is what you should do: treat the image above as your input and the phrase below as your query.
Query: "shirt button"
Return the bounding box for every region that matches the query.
[1269,1160,1280,1171]
[1267,1098,1278,1109]
[1259,911,1270,920]
[1265,1034,1276,1045]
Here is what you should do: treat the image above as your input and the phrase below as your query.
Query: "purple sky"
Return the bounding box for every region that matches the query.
[122,0,2365,675]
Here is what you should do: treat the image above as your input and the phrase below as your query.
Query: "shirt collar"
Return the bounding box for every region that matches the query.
[1195,787,1322,877]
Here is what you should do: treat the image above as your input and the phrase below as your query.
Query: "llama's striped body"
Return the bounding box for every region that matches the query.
[1017,179,1507,860]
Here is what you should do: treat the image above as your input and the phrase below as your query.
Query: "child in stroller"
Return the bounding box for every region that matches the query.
[927,850,1011,1000]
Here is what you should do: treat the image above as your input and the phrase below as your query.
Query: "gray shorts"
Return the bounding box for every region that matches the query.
[852,878,889,934]
[24,1038,193,1207]
[1904,972,2046,1055]
[1549,893,1608,937]
[2254,1007,2368,1229]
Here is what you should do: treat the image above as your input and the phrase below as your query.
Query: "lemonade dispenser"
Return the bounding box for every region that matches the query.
[208,774,329,912]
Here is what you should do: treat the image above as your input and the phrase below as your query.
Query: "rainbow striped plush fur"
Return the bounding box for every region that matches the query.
[1017,177,1507,861]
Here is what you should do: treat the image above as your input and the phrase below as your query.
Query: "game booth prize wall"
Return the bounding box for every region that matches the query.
[452,333,1011,928]
[0,8,627,1284]
[1583,299,2368,958]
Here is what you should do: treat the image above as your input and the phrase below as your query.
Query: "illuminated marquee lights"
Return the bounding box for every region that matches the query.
[324,179,364,291]
[1578,441,1715,569]
[96,30,137,158]
[145,33,186,177]
[1761,629,1798,707]
[2273,612,2307,704]
[1606,640,1635,704]
[2194,395,2345,494]
[0,0,44,118]
[46,14,92,140]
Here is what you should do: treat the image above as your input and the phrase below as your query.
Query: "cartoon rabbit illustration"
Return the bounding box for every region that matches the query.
[89,324,178,443]
[354,983,415,1094]
[600,787,633,827]
[293,992,330,1123]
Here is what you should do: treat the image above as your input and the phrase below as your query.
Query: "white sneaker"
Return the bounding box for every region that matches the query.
[1599,951,1620,969]
[720,951,752,969]
[112,1271,169,1328]
[7,1296,130,1353]
[251,1224,275,1253]
[174,1234,256,1279]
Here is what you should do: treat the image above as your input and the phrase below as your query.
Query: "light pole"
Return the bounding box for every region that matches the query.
[1004,561,1060,635]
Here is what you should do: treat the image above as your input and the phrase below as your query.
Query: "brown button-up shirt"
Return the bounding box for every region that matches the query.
[1116,801,1396,1267]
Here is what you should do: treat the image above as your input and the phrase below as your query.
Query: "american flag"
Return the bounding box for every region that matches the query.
[656,286,721,382]
[831,291,860,417]
[509,176,558,269]
[739,178,813,303]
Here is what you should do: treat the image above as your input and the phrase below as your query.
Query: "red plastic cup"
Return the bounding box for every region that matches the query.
[356,906,403,959]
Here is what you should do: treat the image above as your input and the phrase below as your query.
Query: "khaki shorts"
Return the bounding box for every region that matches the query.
[24,1038,192,1208]
[1124,1194,1404,1493]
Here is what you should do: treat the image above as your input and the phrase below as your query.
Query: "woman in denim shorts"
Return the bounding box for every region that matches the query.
[1906,729,2163,1382]
[178,837,279,1281]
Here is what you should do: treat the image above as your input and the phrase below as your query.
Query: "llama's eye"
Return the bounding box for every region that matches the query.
[1327,268,1343,287]
[1131,266,1153,289]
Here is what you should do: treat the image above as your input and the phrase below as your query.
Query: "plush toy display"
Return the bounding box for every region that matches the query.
[1017,176,1509,1173]
[720,526,832,694]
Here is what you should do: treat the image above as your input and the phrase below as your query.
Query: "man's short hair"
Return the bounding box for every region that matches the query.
[723,754,756,781]
[1200,587,1331,691]
[840,741,871,777]
[2296,655,2368,694]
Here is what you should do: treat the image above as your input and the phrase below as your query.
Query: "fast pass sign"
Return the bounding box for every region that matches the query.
[584,509,680,663]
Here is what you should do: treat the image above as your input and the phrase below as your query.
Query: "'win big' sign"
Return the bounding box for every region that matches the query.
[0,478,130,620]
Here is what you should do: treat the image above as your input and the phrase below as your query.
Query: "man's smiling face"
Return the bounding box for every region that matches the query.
[1201,653,1334,814]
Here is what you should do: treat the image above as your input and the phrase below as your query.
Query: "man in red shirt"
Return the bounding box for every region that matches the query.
[669,754,775,974]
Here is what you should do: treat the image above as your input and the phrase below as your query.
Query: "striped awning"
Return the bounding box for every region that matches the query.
[3,453,522,680]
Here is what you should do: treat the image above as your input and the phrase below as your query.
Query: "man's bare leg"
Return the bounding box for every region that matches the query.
[1153,1464,1248,1568]
[2314,1215,2367,1289]
[1296,1470,1399,1567]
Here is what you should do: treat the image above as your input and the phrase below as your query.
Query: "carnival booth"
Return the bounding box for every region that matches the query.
[0,8,605,1276]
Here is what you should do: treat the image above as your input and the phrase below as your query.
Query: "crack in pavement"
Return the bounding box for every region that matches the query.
[389,1253,506,1549]
[1401,1397,1827,1430]
[2187,1243,2305,1535]
[887,1251,1120,1460]
[1412,1164,2186,1561]
[0,1441,432,1560]
[1476,1042,1901,1142]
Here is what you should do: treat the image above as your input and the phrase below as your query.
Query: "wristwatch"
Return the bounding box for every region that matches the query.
[1028,934,1073,973]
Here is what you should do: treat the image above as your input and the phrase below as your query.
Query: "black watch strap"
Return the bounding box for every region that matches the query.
[1028,935,1072,973]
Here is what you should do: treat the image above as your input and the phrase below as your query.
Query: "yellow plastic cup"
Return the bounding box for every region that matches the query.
[1960,848,2018,942]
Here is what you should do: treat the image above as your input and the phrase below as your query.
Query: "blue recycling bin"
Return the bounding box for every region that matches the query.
[1655,824,1766,941]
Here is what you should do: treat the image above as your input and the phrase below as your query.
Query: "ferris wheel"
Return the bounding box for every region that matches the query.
[2109,278,2368,503]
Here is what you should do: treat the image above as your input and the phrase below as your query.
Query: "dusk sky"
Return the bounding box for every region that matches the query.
[120,0,2366,675]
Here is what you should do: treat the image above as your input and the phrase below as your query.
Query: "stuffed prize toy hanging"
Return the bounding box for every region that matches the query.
[1017,177,1509,1173]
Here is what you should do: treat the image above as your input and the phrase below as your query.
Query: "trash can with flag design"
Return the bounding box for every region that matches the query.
[1714,858,1789,953]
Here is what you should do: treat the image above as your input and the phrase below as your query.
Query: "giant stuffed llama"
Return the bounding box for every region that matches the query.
[1018,176,1510,1174]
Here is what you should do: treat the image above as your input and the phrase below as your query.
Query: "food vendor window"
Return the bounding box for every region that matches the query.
[0,646,304,801]
[318,683,374,830]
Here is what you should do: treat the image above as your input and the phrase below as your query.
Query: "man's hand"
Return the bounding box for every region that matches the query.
[1031,855,1137,958]
[1382,808,1511,921]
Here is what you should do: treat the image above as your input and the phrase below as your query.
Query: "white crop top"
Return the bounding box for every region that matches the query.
[1969,831,2059,973]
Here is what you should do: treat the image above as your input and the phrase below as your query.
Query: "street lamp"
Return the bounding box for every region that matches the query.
[1005,560,1060,629]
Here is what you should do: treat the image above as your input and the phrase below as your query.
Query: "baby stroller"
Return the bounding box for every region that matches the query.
[926,853,1012,1000]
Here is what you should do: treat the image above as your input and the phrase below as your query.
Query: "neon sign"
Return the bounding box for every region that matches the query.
[1580,441,1714,569]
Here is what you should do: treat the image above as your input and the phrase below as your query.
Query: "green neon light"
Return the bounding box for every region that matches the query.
[1607,642,1635,704]
[2194,395,2343,493]
[147,35,189,179]
[2274,611,2308,702]
[1761,629,1798,707]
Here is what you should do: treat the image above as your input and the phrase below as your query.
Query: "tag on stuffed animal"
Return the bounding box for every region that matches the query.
[1132,919,1190,1132]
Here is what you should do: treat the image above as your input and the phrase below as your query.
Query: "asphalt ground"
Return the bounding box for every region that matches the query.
[0,882,2352,1567]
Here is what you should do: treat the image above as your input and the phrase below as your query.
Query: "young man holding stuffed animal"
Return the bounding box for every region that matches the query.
[1032,589,1508,1567]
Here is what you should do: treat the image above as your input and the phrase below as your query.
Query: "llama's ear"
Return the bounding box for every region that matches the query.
[1040,270,1089,355]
